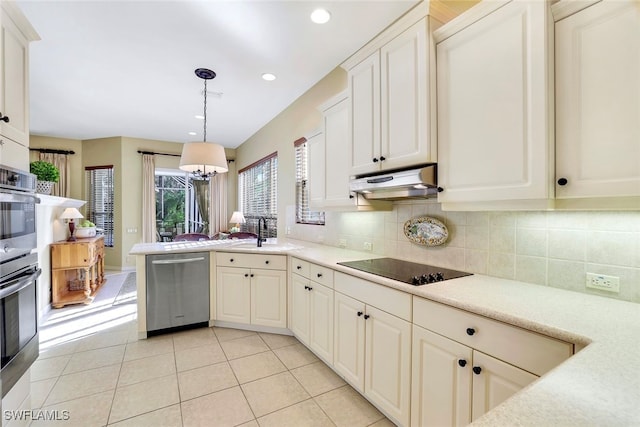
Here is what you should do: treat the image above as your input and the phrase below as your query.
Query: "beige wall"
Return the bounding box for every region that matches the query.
[236,67,347,236]
[30,135,83,200]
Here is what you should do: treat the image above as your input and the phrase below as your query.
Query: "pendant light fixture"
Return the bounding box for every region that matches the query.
[179,68,228,179]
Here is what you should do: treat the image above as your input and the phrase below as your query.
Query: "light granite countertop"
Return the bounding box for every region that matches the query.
[130,238,640,426]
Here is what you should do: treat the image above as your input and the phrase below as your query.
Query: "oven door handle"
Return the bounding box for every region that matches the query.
[0,268,41,299]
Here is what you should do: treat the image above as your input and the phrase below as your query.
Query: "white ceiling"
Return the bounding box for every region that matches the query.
[17,0,419,148]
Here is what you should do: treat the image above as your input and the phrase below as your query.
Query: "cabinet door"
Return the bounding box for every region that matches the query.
[309,282,333,364]
[555,0,640,198]
[216,267,251,324]
[0,14,30,146]
[364,304,412,427]
[251,268,287,328]
[381,18,433,170]
[437,1,551,203]
[471,351,537,422]
[0,137,28,171]
[333,291,366,391]
[323,95,353,207]
[290,274,310,344]
[411,326,472,427]
[307,131,325,208]
[349,51,381,176]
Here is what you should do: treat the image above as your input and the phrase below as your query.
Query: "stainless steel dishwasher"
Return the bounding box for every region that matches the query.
[145,252,210,335]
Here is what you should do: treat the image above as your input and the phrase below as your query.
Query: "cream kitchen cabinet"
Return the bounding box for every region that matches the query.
[554,0,640,200]
[215,252,287,329]
[412,297,573,426]
[344,16,437,176]
[333,272,412,426]
[289,257,334,363]
[1,2,38,153]
[435,0,553,206]
[0,137,28,170]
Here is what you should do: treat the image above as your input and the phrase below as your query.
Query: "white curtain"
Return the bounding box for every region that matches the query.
[141,154,157,242]
[209,172,228,234]
[39,152,70,197]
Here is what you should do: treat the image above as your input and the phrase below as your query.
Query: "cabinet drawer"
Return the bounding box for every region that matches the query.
[335,272,411,321]
[310,264,334,288]
[413,297,573,376]
[291,257,310,277]
[217,252,286,270]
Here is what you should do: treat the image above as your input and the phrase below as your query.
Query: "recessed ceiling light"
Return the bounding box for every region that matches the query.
[195,115,204,120]
[310,8,331,24]
[262,73,277,81]
[188,131,197,136]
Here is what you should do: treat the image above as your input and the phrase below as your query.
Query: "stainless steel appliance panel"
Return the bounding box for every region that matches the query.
[146,252,210,333]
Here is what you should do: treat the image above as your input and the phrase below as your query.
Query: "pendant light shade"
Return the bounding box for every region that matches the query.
[179,68,228,179]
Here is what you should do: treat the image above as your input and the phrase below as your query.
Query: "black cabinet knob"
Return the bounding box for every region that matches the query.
[437,187,444,193]
[265,260,270,264]
[244,273,249,277]
[557,178,568,186]
[357,311,363,317]
[0,112,9,123]
[466,328,476,336]
[297,265,302,270]
[364,314,370,320]
[317,273,322,278]
[250,274,254,278]
[349,194,355,199]
[379,156,386,161]
[307,286,313,291]
[458,359,467,367]
[473,366,482,375]
[304,285,309,290]
[372,157,379,163]
[230,258,234,262]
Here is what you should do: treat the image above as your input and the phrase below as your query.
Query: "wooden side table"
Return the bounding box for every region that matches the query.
[50,235,106,308]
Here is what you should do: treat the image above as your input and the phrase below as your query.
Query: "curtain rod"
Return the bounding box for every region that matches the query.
[30,148,75,155]
[138,150,235,162]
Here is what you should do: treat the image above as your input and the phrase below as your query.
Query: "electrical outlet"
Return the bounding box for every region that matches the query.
[338,239,347,248]
[363,242,372,251]
[286,227,291,235]
[586,273,620,293]
[126,228,138,233]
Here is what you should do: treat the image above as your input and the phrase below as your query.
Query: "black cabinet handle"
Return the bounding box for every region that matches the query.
[357,311,363,317]
[317,273,322,278]
[0,112,9,123]
[372,157,379,163]
[379,156,386,161]
[364,314,370,320]
[557,178,568,186]
[473,366,482,375]
[304,285,309,290]
[437,187,444,193]
[466,328,476,336]
[458,359,467,367]
[265,260,270,264]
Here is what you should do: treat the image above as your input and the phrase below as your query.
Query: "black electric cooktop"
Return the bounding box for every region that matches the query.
[337,257,472,286]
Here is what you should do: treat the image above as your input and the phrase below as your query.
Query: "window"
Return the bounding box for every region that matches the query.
[294,138,325,225]
[154,171,207,239]
[85,165,114,247]
[238,152,278,237]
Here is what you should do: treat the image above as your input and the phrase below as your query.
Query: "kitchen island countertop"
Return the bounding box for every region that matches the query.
[130,238,640,426]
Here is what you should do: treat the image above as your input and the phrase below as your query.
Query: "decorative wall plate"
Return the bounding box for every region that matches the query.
[403,216,448,246]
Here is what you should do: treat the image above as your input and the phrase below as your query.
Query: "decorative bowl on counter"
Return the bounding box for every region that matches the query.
[75,226,97,238]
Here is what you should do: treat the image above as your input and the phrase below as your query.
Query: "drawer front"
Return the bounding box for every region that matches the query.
[216,252,286,270]
[335,272,411,321]
[291,257,311,278]
[310,264,334,289]
[413,297,573,376]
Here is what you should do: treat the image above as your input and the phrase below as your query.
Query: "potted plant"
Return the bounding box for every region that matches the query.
[30,160,60,195]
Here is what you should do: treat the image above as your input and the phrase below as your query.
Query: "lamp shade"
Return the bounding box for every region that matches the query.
[59,207,84,220]
[179,142,228,175]
[229,211,246,224]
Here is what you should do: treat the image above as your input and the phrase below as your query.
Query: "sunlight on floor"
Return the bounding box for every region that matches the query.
[39,271,138,351]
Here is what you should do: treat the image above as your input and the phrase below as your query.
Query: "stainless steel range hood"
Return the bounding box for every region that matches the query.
[349,164,438,200]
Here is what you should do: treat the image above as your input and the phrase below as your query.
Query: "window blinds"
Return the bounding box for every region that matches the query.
[85,165,115,247]
[238,152,278,237]
[294,139,325,225]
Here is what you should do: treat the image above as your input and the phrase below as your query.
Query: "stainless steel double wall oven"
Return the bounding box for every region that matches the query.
[0,165,41,397]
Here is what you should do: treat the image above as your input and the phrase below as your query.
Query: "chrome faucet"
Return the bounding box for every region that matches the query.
[257,217,267,247]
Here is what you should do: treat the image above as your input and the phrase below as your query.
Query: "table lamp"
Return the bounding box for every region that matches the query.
[229,211,246,233]
[60,208,84,241]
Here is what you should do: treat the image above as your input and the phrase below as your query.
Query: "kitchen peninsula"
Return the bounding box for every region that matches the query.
[130,238,640,426]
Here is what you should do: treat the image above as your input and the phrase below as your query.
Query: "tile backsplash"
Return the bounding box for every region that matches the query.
[286,202,640,303]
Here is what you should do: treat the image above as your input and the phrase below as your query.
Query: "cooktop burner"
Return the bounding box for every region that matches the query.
[337,257,472,286]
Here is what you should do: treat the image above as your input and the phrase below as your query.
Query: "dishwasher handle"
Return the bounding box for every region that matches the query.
[151,257,205,265]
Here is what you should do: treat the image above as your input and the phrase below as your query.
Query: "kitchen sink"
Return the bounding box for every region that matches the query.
[229,240,302,252]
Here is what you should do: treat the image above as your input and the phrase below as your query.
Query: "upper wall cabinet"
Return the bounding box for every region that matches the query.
[435,0,553,206]
[553,0,640,201]
[0,2,39,171]
[341,2,462,177]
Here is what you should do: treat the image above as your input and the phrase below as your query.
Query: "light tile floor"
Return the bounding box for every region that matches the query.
[28,271,395,426]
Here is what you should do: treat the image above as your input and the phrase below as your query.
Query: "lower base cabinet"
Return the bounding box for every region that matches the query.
[411,325,537,426]
[334,291,411,426]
